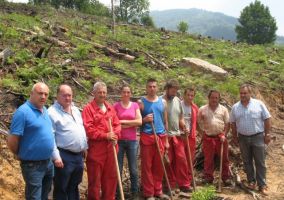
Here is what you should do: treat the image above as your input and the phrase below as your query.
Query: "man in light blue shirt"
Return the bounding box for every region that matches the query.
[48,84,87,200]
[230,84,271,196]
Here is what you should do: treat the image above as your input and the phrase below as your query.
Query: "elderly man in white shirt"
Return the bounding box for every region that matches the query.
[230,84,271,196]
[48,84,88,200]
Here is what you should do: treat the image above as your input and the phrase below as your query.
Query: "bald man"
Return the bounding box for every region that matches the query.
[48,84,87,200]
[7,82,55,200]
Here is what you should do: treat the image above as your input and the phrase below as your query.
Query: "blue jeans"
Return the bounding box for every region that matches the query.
[53,149,84,200]
[118,140,139,193]
[20,159,53,200]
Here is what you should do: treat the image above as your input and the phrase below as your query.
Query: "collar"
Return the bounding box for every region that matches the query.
[26,100,45,113]
[91,99,112,112]
[54,101,74,112]
[240,98,252,107]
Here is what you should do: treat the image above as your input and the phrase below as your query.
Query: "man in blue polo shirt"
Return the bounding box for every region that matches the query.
[7,82,54,200]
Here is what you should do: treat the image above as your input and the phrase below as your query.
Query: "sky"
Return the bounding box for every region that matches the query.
[9,0,284,35]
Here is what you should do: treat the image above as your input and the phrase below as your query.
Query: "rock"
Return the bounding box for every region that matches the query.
[182,57,228,78]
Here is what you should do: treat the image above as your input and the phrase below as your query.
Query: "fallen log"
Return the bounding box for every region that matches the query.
[16,27,68,47]
[71,77,89,93]
[141,51,169,70]
[74,36,135,62]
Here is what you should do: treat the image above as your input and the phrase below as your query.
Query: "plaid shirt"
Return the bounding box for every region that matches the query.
[230,98,271,136]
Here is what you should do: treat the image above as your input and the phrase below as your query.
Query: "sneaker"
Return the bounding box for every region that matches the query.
[259,185,268,196]
[247,182,256,190]
[155,193,170,200]
[145,197,155,200]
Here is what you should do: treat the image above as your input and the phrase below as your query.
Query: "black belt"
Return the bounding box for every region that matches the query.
[21,159,50,164]
[238,132,263,137]
[58,147,83,156]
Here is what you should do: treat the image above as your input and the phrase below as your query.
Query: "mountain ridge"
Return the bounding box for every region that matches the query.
[150,8,284,44]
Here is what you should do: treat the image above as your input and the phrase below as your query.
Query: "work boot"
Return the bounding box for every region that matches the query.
[223,179,234,186]
[131,192,140,200]
[180,186,193,193]
[155,193,170,200]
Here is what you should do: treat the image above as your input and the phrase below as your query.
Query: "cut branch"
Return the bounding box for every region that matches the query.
[74,36,135,62]
[16,27,68,47]
[71,77,90,93]
[140,51,169,69]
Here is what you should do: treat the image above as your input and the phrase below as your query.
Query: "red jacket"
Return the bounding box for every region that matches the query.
[82,100,121,156]
[190,103,199,138]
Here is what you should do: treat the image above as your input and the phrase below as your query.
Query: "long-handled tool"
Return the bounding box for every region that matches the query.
[151,122,173,200]
[217,141,224,193]
[185,135,196,191]
[109,119,125,200]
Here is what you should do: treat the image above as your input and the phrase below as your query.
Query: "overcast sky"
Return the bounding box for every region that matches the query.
[9,0,284,35]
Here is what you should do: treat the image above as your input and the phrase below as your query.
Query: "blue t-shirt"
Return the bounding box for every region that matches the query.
[10,101,54,160]
[141,97,165,134]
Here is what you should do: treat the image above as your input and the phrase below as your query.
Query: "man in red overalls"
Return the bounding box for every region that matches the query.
[138,78,170,200]
[181,87,199,187]
[82,81,121,200]
[197,90,231,185]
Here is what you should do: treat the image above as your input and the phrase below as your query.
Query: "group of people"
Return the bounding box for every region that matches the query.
[7,78,271,200]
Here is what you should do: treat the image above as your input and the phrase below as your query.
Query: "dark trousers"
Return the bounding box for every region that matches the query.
[238,133,266,187]
[53,149,84,200]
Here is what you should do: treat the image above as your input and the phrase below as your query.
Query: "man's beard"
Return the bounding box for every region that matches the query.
[167,95,175,100]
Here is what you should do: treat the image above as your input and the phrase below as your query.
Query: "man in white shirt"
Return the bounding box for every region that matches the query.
[48,84,88,200]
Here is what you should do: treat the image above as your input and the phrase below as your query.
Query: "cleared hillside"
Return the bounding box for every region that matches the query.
[0,2,284,200]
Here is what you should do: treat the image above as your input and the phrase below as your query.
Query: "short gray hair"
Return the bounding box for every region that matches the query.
[92,81,107,92]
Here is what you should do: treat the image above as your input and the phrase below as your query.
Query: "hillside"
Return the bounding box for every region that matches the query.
[0,2,284,200]
[150,8,284,45]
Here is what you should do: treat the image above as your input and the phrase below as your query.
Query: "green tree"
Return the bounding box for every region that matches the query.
[141,13,155,27]
[117,0,150,22]
[235,0,277,44]
[177,21,189,33]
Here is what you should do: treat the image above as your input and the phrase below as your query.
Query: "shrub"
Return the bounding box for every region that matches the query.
[191,186,216,200]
